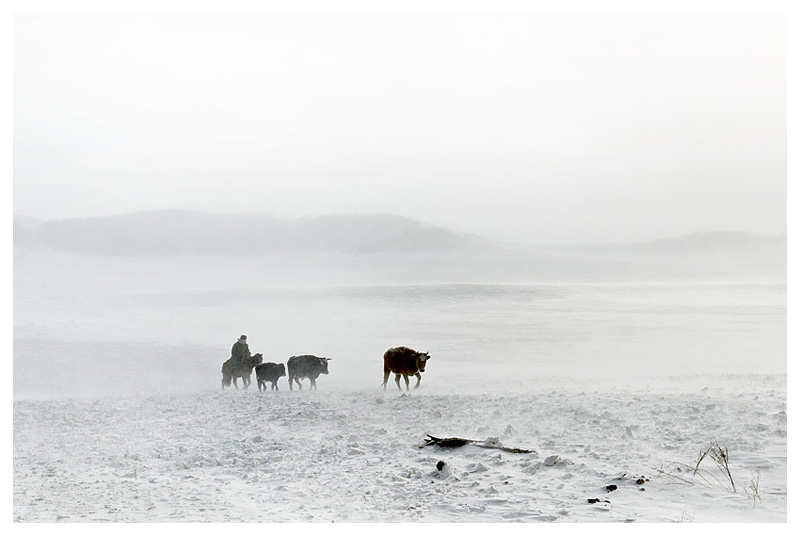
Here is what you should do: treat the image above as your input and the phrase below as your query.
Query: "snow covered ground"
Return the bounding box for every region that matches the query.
[14,374,786,522]
[12,282,788,523]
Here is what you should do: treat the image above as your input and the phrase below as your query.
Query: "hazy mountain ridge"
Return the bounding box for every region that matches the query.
[13,210,785,259]
[539,230,787,263]
[13,214,43,231]
[633,231,786,258]
[14,210,484,256]
[13,211,786,294]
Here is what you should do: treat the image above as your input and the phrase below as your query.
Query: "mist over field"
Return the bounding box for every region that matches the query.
[13,210,787,401]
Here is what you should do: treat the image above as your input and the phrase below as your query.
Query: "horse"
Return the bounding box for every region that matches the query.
[221,353,263,389]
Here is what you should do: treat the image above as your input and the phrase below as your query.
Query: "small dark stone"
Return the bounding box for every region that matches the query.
[436,460,446,471]
[606,484,618,492]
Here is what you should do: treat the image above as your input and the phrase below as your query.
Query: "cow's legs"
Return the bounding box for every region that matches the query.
[232,377,239,390]
[414,372,422,389]
[382,370,391,390]
[402,374,410,391]
[310,379,317,391]
[394,373,402,391]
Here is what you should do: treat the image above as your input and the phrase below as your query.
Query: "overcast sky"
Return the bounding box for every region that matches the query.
[13,11,786,244]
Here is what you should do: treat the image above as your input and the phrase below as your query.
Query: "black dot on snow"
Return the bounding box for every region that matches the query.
[436,461,446,471]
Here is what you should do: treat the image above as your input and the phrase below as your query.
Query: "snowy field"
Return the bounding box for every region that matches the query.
[13,375,786,523]
[13,283,788,522]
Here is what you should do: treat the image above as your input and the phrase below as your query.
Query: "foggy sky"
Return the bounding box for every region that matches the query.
[13,11,786,245]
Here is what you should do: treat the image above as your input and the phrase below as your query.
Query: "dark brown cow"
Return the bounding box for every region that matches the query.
[382,346,431,391]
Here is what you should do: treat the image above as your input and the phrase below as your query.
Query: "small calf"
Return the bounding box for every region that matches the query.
[255,362,286,392]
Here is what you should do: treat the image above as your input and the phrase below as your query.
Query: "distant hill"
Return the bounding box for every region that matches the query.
[13,215,43,231]
[13,211,786,292]
[631,231,786,260]
[14,210,488,256]
[13,215,43,248]
[545,230,787,264]
[13,210,785,263]
[13,223,37,247]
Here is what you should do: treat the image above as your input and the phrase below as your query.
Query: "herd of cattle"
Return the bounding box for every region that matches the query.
[221,346,432,392]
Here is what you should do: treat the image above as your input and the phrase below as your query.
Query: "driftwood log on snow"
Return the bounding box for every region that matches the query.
[421,434,534,454]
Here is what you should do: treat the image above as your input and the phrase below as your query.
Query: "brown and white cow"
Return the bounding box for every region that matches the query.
[382,346,431,391]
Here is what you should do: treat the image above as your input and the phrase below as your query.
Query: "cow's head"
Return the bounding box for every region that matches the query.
[277,363,286,377]
[417,351,431,372]
[319,357,331,375]
[252,353,264,366]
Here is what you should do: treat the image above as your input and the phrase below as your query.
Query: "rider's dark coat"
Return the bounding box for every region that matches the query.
[231,341,251,366]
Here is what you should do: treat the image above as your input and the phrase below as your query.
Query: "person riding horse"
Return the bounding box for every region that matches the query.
[231,334,251,369]
[222,335,263,389]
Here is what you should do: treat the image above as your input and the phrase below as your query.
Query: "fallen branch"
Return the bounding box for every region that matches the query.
[421,434,535,454]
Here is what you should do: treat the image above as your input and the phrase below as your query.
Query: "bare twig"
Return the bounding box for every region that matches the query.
[693,447,710,475]
[708,440,735,492]
[745,472,761,507]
